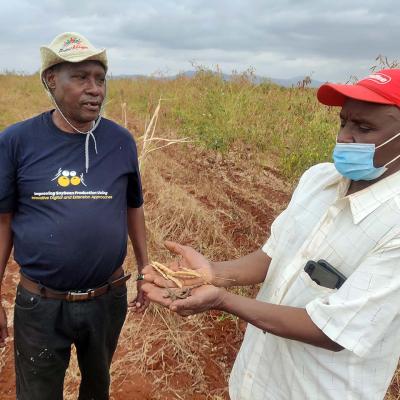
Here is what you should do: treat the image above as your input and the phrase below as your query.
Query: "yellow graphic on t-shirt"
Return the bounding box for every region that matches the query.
[31,167,113,201]
[51,168,86,187]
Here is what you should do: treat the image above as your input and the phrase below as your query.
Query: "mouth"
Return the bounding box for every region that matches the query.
[82,101,101,112]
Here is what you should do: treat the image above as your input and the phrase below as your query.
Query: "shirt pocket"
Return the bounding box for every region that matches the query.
[281,270,337,308]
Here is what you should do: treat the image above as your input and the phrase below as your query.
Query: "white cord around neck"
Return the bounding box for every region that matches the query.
[43,79,104,172]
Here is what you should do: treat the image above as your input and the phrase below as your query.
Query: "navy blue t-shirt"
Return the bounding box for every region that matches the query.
[0,111,143,290]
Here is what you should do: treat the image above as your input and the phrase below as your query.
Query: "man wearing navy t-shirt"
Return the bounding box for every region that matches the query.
[0,32,149,400]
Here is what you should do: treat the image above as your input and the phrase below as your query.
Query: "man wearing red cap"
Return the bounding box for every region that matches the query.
[142,69,400,399]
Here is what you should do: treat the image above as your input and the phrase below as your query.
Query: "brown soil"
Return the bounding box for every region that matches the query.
[1,140,399,399]
[0,142,290,400]
[0,259,18,400]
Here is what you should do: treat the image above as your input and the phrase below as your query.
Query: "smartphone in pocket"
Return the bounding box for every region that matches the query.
[304,259,346,289]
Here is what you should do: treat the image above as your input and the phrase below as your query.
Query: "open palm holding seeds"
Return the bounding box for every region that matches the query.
[150,261,208,300]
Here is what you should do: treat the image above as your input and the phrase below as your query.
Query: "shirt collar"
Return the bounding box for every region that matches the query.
[348,170,400,224]
[322,166,345,189]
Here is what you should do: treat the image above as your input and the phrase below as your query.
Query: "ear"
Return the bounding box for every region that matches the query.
[44,68,57,91]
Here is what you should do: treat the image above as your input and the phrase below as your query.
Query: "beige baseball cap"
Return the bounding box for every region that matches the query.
[40,32,108,80]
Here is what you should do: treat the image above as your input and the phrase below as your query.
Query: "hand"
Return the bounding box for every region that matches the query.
[141,282,228,317]
[0,304,9,348]
[170,285,226,317]
[162,241,216,286]
[129,281,150,313]
[142,264,177,288]
[141,282,174,308]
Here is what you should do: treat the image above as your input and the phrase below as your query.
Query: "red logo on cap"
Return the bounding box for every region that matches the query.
[364,73,392,85]
[59,37,89,54]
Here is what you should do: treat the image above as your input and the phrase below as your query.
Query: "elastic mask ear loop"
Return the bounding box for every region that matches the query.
[376,131,400,149]
[376,131,400,168]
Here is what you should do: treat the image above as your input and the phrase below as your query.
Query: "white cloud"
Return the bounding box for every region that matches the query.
[0,0,399,81]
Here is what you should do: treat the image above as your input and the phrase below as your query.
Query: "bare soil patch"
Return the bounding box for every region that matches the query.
[1,137,399,399]
[0,142,297,399]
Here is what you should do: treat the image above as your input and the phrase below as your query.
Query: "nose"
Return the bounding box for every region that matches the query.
[85,77,102,97]
[337,125,355,144]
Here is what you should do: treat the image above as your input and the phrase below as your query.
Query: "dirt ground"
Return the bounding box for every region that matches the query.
[0,142,290,400]
[2,138,397,399]
[0,77,398,399]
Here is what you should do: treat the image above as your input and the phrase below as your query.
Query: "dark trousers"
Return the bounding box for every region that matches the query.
[13,282,128,400]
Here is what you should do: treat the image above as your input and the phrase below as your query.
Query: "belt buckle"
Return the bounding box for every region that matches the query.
[66,289,94,302]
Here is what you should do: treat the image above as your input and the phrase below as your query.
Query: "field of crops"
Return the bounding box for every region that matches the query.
[0,71,398,399]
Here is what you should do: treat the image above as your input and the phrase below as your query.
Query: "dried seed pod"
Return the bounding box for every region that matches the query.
[167,275,183,288]
[151,263,170,280]
[173,271,202,278]
[179,268,202,277]
[151,261,183,288]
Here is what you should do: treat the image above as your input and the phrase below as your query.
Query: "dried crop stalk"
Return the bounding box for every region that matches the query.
[151,261,203,288]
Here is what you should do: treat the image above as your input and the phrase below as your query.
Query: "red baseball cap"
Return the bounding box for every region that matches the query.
[317,69,400,107]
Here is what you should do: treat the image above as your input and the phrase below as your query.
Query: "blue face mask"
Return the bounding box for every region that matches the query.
[333,131,400,181]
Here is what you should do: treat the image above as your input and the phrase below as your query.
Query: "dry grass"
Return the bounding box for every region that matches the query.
[0,72,399,399]
[387,370,400,400]
[59,122,257,398]
[1,71,339,182]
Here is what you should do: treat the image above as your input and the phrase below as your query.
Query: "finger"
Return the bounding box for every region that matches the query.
[142,271,156,283]
[141,264,156,274]
[141,282,155,294]
[164,241,186,257]
[128,287,145,308]
[141,268,158,282]
[136,291,147,306]
[128,298,141,308]
[137,288,147,302]
[168,302,195,316]
[169,297,197,312]
[177,309,196,317]
[142,271,162,284]
[142,270,159,282]
[136,298,150,313]
[130,302,144,312]
[154,276,177,288]
[141,283,174,307]
[148,294,173,307]
[143,273,177,288]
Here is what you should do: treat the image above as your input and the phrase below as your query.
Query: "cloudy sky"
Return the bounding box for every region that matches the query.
[1,0,399,82]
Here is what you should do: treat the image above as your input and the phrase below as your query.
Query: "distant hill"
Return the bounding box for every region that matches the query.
[110,70,324,88]
[269,76,324,88]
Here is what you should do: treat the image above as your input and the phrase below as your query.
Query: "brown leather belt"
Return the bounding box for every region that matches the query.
[19,266,131,302]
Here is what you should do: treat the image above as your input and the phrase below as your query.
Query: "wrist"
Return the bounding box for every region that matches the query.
[209,261,216,285]
[214,287,229,310]
[209,261,233,288]
[210,261,224,287]
[137,262,150,273]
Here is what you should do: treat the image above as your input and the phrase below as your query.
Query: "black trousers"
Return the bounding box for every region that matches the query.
[13,282,128,400]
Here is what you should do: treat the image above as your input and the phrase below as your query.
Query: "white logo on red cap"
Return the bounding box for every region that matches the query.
[364,73,392,85]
